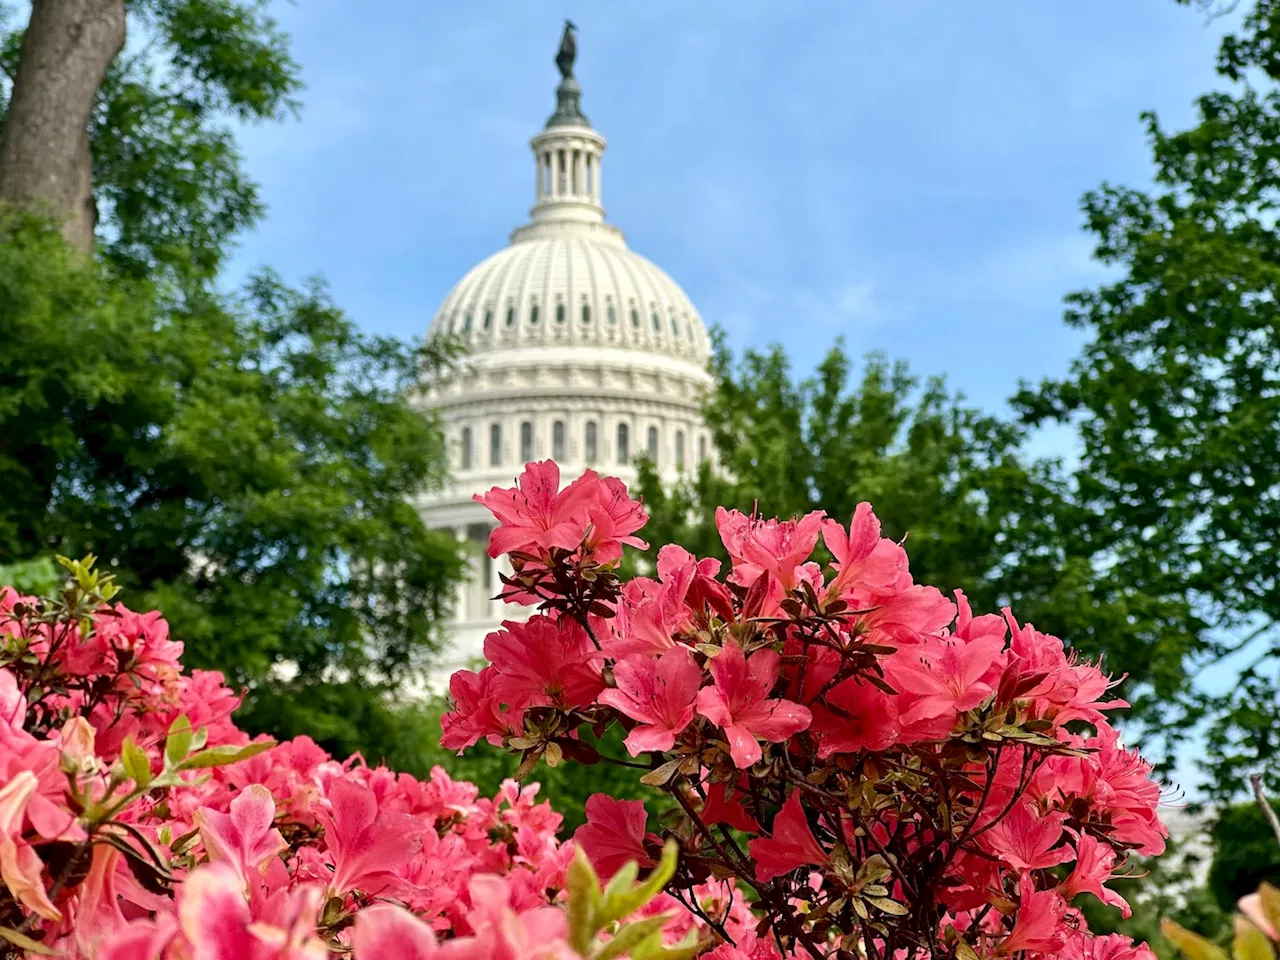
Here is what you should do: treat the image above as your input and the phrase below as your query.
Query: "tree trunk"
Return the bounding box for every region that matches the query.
[0,0,126,254]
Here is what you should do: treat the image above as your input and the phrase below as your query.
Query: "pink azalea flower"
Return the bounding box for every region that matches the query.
[178,861,326,960]
[0,667,25,741]
[474,460,599,559]
[599,647,701,755]
[1060,931,1158,960]
[820,502,912,600]
[981,803,1071,872]
[695,642,812,769]
[439,667,524,752]
[484,616,604,710]
[714,507,825,592]
[583,475,649,563]
[883,629,1006,727]
[808,676,900,757]
[699,780,760,834]
[747,791,830,882]
[0,770,60,920]
[1063,832,1131,918]
[1000,875,1067,956]
[317,777,422,897]
[352,903,440,959]
[195,784,287,887]
[573,794,655,879]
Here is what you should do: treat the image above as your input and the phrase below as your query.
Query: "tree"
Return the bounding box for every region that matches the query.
[0,0,300,285]
[1014,0,1280,801]
[0,0,463,757]
[635,336,1201,730]
[0,0,126,251]
[0,209,466,749]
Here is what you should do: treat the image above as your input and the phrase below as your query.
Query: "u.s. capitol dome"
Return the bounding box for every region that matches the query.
[417,24,714,676]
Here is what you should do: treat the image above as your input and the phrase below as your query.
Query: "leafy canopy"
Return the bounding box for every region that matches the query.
[0,210,465,746]
[636,335,1200,729]
[1015,0,1280,802]
[0,0,466,755]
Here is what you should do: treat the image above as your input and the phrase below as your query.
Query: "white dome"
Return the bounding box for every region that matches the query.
[427,231,711,366]
[417,30,714,683]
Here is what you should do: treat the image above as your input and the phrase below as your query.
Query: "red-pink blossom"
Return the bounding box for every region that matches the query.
[317,778,422,897]
[808,676,900,756]
[981,803,1071,872]
[483,616,603,710]
[573,794,655,879]
[474,460,600,559]
[695,641,812,768]
[599,646,701,755]
[884,629,1006,727]
[195,784,287,887]
[748,791,830,883]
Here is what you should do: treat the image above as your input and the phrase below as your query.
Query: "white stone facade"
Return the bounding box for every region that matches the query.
[416,49,714,681]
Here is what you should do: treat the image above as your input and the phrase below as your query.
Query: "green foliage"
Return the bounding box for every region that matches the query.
[1080,839,1230,960]
[636,336,1199,727]
[1209,803,1280,912]
[0,555,59,595]
[1015,0,1280,800]
[0,208,464,744]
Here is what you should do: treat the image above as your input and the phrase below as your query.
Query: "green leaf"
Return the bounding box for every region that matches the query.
[865,896,909,916]
[120,735,153,788]
[1162,919,1230,960]
[179,739,274,771]
[1233,917,1275,960]
[1259,884,1280,943]
[630,927,704,960]
[164,715,193,768]
[600,840,679,926]
[0,926,55,955]
[566,846,600,954]
[592,914,670,960]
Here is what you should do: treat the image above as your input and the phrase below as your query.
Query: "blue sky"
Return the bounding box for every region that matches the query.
[228,0,1235,452]
[220,2,1249,796]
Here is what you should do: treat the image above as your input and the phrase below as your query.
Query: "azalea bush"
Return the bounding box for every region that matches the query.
[443,461,1172,959]
[0,557,710,958]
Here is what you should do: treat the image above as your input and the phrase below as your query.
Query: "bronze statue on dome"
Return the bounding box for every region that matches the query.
[555,20,577,80]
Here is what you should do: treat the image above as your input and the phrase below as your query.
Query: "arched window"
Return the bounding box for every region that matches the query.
[483,309,493,329]
[460,427,473,470]
[530,304,540,325]
[520,421,533,463]
[489,423,502,467]
[631,308,640,328]
[552,420,566,461]
[647,426,659,461]
[675,430,686,470]
[698,435,708,464]
[652,311,661,332]
[556,304,565,324]
[617,424,629,465]
[585,421,598,463]
[670,315,679,336]
[581,304,591,324]
[463,312,472,332]
[607,305,617,325]
[506,306,515,326]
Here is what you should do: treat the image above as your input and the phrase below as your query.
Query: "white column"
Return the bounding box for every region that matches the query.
[452,527,468,622]
[536,155,544,200]
[592,150,601,204]
[574,150,585,198]
[489,539,505,621]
